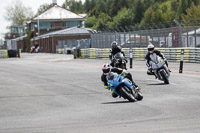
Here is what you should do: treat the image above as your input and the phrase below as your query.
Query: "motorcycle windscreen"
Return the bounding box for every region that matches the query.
[150,54,165,69]
[114,52,124,59]
[106,72,115,80]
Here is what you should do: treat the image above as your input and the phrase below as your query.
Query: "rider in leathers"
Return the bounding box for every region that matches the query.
[101,64,140,98]
[109,41,127,67]
[145,44,170,75]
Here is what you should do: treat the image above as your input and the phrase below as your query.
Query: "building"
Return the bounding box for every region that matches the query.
[31,26,91,53]
[11,1,90,53]
[29,4,86,36]
[5,25,26,40]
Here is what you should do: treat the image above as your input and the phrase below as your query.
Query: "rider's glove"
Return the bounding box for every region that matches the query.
[104,85,110,90]
[121,69,127,77]
[164,58,168,64]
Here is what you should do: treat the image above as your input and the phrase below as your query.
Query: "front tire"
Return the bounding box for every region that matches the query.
[119,86,136,102]
[135,90,143,101]
[160,70,169,84]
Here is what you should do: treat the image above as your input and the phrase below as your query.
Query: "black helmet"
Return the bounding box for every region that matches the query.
[111,41,118,48]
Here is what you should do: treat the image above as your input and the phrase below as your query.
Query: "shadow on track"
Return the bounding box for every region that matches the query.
[147,83,168,85]
[101,101,133,104]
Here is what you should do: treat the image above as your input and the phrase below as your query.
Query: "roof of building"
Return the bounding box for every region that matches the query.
[78,14,88,18]
[33,5,84,21]
[31,26,93,40]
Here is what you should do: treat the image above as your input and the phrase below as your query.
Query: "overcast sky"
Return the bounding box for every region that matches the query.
[0,0,85,40]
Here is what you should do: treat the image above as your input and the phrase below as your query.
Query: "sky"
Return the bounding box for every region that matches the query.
[0,0,85,40]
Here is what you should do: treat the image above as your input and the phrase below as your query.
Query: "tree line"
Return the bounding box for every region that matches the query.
[4,0,200,31]
[62,0,200,30]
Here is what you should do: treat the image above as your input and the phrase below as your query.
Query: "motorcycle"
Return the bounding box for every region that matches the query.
[148,53,170,84]
[107,72,143,102]
[112,52,127,69]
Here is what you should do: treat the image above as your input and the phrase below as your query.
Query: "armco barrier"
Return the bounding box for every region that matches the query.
[74,48,200,63]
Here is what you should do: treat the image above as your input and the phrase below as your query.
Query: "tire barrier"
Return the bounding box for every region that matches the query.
[89,48,96,59]
[0,49,21,58]
[72,48,200,63]
[102,49,110,59]
[56,48,73,54]
[0,50,8,58]
[133,48,145,61]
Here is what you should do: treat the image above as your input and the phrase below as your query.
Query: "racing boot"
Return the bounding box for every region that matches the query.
[111,90,118,98]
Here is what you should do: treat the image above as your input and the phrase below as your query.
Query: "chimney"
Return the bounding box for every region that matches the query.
[52,0,57,5]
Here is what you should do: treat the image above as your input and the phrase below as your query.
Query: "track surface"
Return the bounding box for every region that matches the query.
[0,53,200,133]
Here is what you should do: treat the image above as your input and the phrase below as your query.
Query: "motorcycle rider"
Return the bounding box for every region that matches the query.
[101,63,140,98]
[145,43,170,76]
[109,41,127,67]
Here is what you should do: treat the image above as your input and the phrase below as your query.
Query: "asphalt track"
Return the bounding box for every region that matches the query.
[0,53,200,133]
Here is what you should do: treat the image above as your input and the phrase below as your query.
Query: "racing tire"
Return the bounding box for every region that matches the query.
[119,86,136,102]
[136,90,143,101]
[160,70,169,84]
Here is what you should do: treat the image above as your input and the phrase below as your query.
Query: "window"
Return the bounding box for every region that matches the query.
[67,21,80,28]
[62,21,80,28]
[11,27,18,33]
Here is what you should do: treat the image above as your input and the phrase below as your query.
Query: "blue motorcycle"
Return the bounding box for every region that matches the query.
[107,72,143,102]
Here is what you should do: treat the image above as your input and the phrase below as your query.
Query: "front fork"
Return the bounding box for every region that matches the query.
[155,65,170,80]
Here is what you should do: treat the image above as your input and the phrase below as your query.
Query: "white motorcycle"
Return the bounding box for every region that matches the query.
[148,53,170,84]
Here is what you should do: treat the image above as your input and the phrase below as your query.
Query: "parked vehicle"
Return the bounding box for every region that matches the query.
[107,72,143,102]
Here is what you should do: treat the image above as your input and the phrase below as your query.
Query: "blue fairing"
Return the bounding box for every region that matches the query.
[107,72,134,96]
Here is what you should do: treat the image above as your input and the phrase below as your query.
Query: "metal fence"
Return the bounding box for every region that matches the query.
[56,39,91,54]
[90,25,200,49]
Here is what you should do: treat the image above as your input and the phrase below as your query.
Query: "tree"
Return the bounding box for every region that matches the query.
[36,4,53,15]
[4,0,33,25]
[140,0,177,26]
[131,0,146,24]
[184,2,200,24]
[85,12,112,30]
[84,0,91,13]
[140,7,154,25]
[109,8,134,29]
[85,16,97,29]
[62,0,84,13]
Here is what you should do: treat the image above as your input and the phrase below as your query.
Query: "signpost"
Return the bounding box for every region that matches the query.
[179,49,184,73]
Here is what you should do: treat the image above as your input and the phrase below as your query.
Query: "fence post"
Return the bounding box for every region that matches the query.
[130,48,133,68]
[179,49,184,73]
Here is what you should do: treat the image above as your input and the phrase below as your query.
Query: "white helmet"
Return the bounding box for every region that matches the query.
[147,44,154,52]
[111,41,118,48]
[102,63,111,75]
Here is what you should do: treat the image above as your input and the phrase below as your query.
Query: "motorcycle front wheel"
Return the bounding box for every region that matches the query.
[135,90,143,101]
[160,70,169,84]
[119,86,136,102]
